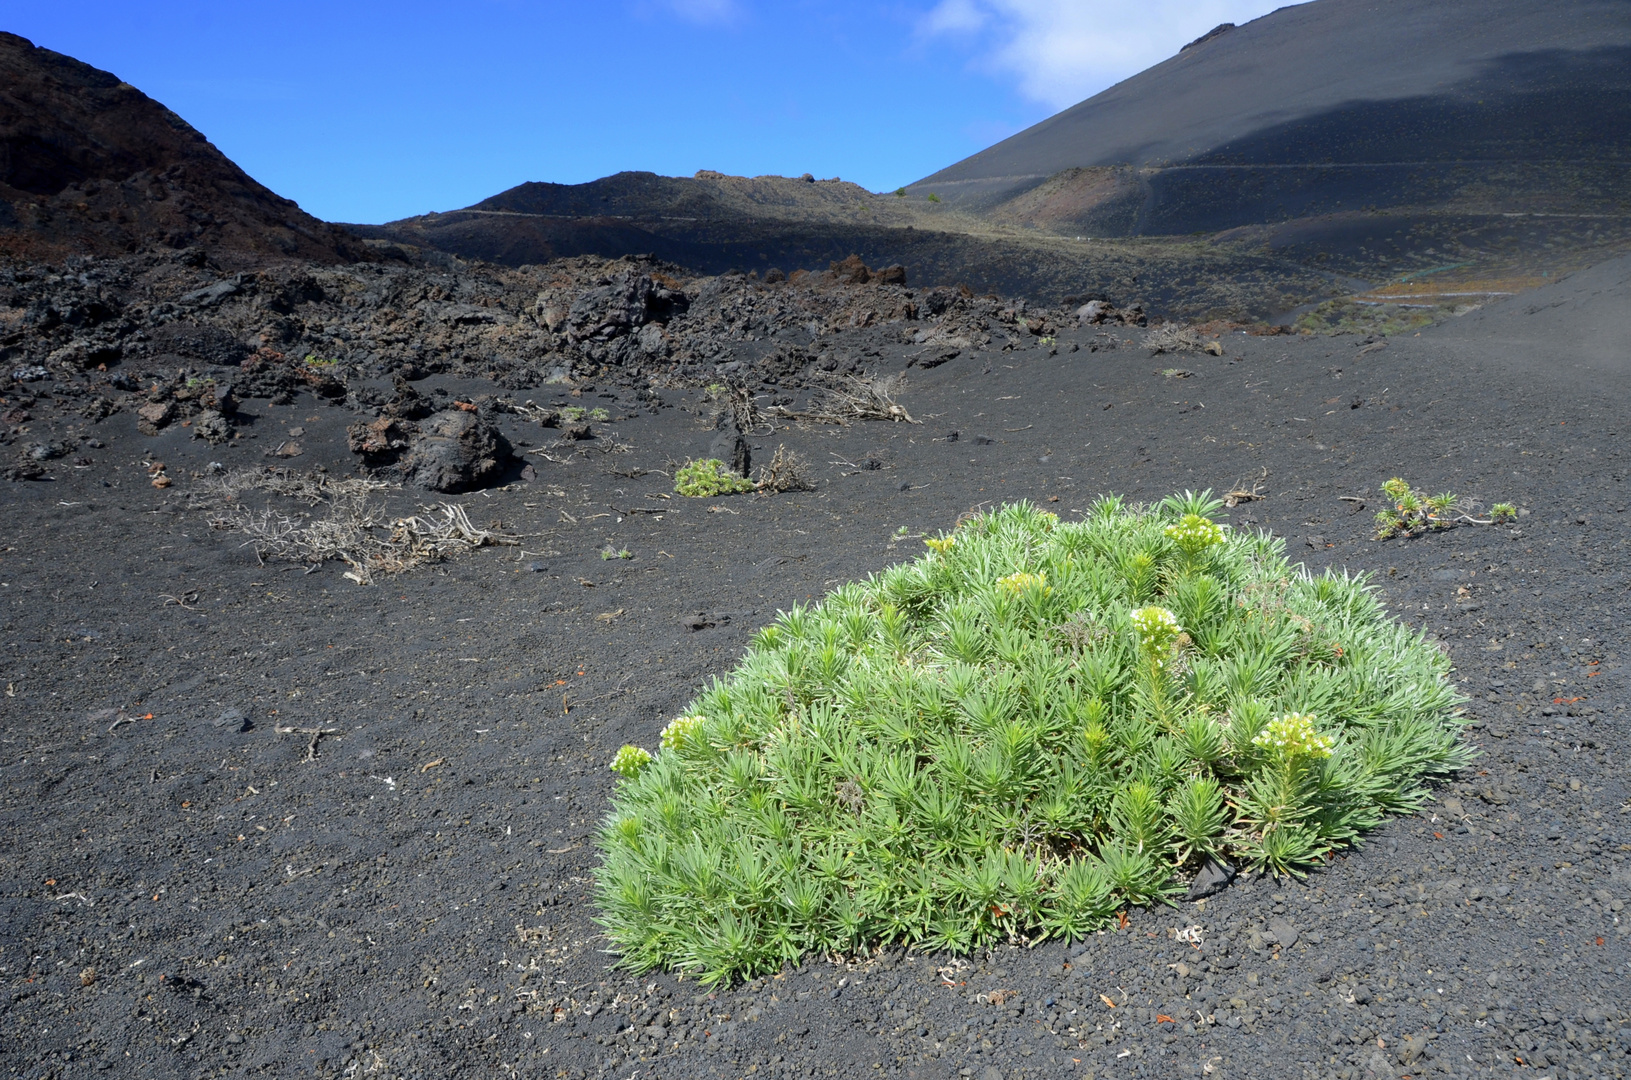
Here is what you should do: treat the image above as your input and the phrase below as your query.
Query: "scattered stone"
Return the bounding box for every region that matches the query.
[136,400,174,435]
[1268,917,1300,948]
[1186,857,1237,900]
[347,416,417,466]
[193,410,231,443]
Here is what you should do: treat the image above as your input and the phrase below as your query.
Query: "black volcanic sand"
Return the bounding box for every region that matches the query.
[2,307,1629,1080]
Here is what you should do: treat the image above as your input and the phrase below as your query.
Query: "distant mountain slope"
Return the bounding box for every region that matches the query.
[349,169,1346,319]
[0,32,364,263]
[348,170,932,271]
[1426,250,1631,384]
[909,0,1631,241]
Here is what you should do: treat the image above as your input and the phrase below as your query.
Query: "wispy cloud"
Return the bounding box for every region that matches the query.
[663,0,739,25]
[919,0,1289,109]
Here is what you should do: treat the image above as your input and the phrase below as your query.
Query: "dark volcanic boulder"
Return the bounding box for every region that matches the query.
[399,409,513,493]
[566,269,646,342]
[707,416,750,477]
[828,255,871,284]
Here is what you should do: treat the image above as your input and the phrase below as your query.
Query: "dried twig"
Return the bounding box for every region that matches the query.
[1146,324,1209,355]
[215,493,518,585]
[754,445,816,493]
[274,725,341,762]
[1224,468,1269,507]
[800,374,918,424]
[715,382,771,434]
[194,466,391,507]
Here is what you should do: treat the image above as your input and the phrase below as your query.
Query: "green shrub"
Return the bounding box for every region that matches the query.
[1374,477,1512,538]
[589,407,611,422]
[926,193,941,204]
[675,458,755,497]
[597,495,1469,985]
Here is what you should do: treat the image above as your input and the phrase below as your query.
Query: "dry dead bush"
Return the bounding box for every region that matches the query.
[714,381,770,434]
[206,473,517,585]
[199,465,392,505]
[802,374,918,424]
[1145,323,1223,355]
[754,445,815,493]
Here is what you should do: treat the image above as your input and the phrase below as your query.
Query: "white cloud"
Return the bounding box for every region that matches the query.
[920,0,1289,109]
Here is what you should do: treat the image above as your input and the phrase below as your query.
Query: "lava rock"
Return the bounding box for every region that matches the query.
[347,416,417,465]
[707,419,751,477]
[1186,857,1237,900]
[399,409,513,493]
[1268,917,1300,948]
[136,400,174,435]
[192,410,231,443]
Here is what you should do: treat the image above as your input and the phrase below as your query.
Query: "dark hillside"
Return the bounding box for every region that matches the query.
[0,32,365,263]
[910,0,1631,223]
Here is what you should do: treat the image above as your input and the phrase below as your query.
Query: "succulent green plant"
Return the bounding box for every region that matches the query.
[1374,478,1510,538]
[675,458,755,497]
[596,494,1470,986]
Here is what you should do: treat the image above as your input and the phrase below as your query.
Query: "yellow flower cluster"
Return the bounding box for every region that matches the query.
[997,571,1050,595]
[924,536,955,553]
[661,715,706,750]
[1163,513,1225,555]
[610,745,653,779]
[1130,605,1182,658]
[1251,712,1335,760]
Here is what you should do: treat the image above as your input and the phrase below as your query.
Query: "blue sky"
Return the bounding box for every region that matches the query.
[7,1,1287,224]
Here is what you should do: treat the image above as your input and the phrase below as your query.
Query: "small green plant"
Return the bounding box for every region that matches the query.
[675,458,755,497]
[597,494,1469,986]
[303,355,339,368]
[589,407,611,422]
[704,383,729,401]
[1373,478,1509,539]
[600,545,632,560]
[559,405,587,422]
[893,187,907,197]
[926,193,941,204]
[1040,336,1056,346]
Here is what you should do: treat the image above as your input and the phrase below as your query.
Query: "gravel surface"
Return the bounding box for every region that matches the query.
[2,280,1628,1080]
